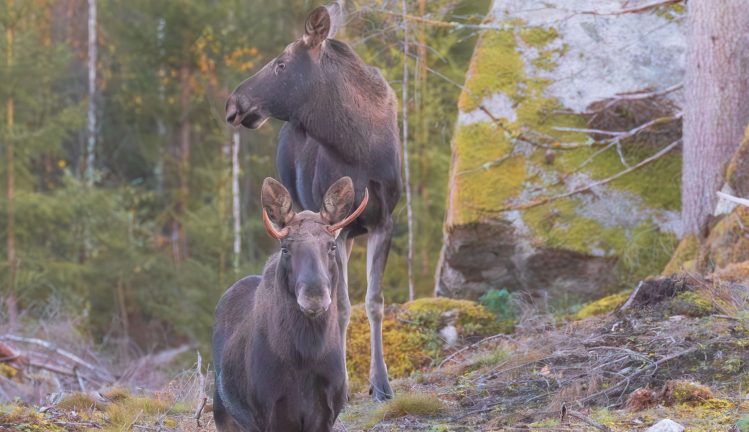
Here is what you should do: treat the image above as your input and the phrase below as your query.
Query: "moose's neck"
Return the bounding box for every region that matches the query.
[298,43,395,165]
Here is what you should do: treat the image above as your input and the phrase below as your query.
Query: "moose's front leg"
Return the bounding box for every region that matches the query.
[365,218,394,401]
[336,236,354,394]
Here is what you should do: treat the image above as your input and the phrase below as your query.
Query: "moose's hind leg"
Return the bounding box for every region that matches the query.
[365,218,394,402]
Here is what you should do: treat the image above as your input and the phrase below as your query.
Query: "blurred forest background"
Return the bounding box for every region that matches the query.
[0,0,490,351]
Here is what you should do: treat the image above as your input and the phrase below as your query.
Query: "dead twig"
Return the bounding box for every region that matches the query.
[195,396,208,427]
[195,351,207,427]
[565,409,613,432]
[438,333,510,368]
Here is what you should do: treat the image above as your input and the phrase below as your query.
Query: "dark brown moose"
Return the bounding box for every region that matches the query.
[212,177,368,432]
[225,3,401,401]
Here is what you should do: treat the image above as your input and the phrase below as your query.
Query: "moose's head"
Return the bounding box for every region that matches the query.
[261,177,367,318]
[225,4,342,129]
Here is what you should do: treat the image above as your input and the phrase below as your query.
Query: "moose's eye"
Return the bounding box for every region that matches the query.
[275,61,286,75]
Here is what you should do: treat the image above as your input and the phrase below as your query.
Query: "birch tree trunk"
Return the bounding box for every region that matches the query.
[86,0,96,184]
[683,0,749,235]
[5,0,18,327]
[232,131,241,273]
[401,0,414,301]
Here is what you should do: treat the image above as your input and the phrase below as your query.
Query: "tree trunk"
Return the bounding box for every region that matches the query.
[85,0,96,184]
[682,0,749,235]
[5,0,18,327]
[402,0,414,301]
[232,131,241,273]
[172,66,191,262]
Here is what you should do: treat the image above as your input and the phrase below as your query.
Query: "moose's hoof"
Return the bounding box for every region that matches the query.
[369,379,394,402]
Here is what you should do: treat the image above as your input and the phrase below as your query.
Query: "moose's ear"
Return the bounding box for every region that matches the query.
[303,6,332,48]
[261,178,295,227]
[321,177,355,225]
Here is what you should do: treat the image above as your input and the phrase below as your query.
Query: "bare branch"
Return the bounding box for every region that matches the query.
[493,139,681,213]
[359,7,511,31]
[579,0,683,16]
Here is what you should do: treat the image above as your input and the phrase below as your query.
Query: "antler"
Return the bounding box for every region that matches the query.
[263,208,290,240]
[328,188,369,233]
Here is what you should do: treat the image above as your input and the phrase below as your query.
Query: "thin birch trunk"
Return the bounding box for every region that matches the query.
[232,131,241,273]
[402,0,414,301]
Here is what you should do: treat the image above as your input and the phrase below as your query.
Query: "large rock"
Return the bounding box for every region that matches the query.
[436,0,686,303]
[646,419,685,432]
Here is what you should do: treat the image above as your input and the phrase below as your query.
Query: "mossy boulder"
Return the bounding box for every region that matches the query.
[345,298,501,388]
[437,0,685,305]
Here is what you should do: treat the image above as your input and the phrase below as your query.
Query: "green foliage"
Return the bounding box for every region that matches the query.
[479,288,514,321]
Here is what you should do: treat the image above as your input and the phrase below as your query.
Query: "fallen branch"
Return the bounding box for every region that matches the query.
[578,343,703,406]
[1,335,111,381]
[565,409,613,432]
[717,191,749,208]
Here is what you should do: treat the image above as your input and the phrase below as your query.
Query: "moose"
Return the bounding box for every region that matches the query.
[225,4,401,401]
[212,177,368,431]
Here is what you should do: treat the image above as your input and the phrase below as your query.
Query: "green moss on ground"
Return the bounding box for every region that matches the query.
[574,291,631,319]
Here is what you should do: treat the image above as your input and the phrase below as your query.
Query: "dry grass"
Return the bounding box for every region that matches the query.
[56,392,106,412]
[364,392,447,428]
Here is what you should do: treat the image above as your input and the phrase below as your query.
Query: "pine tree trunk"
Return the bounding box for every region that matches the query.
[5,0,18,327]
[683,0,749,235]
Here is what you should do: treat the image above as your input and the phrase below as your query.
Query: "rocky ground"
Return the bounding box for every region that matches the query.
[0,274,747,431]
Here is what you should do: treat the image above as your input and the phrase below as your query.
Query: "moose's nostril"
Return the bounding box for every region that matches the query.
[226,102,238,124]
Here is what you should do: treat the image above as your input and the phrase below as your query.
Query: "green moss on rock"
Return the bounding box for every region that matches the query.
[459,30,524,113]
[669,291,716,317]
[663,234,699,274]
[346,299,502,388]
[574,291,630,319]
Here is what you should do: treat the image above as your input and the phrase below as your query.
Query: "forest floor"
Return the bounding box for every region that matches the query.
[1,275,748,431]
